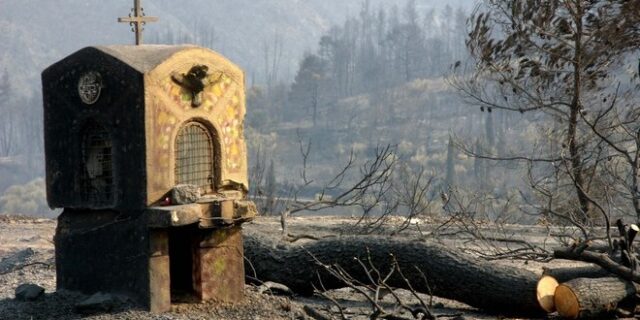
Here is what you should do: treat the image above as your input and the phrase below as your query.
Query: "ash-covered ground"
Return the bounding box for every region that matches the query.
[0,215,576,320]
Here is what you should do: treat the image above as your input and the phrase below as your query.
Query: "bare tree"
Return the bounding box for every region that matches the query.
[279,134,398,237]
[262,31,284,88]
[309,252,439,320]
[450,0,640,229]
[0,70,15,158]
[441,3,640,314]
[389,164,436,234]
[248,145,285,217]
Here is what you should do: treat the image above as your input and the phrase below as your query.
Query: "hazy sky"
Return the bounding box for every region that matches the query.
[0,0,475,98]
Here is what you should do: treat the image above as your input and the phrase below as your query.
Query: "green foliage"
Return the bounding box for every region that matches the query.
[0,178,52,216]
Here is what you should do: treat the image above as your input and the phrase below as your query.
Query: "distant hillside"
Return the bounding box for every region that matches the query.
[0,0,474,99]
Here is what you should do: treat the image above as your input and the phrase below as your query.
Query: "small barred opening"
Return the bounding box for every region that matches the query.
[80,122,114,205]
[175,122,215,192]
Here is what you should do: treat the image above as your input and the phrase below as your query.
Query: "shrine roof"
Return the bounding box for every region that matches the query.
[94,44,196,73]
[43,44,244,86]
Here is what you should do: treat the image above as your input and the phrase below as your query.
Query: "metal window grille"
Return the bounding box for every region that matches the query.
[80,123,114,205]
[175,122,214,191]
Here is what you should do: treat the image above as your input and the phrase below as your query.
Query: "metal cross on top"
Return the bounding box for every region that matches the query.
[118,0,158,45]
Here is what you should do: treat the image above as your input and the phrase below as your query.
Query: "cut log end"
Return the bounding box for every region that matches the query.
[554,277,637,319]
[536,275,559,313]
[554,284,579,319]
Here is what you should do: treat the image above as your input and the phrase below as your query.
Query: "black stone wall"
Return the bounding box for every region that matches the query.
[55,209,151,306]
[43,47,147,210]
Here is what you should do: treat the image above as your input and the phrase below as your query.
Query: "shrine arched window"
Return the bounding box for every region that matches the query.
[80,122,114,205]
[175,121,217,193]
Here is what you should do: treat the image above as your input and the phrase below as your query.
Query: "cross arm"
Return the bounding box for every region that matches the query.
[118,16,158,23]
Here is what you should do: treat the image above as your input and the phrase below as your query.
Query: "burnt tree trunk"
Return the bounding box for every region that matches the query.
[243,233,544,316]
[542,266,611,283]
[554,277,637,319]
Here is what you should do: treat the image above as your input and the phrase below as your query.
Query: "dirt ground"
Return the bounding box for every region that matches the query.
[0,215,580,320]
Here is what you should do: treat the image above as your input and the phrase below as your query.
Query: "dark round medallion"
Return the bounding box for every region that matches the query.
[78,72,103,105]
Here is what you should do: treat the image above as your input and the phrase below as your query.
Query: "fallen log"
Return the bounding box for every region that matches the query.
[536,266,612,313]
[554,246,640,282]
[554,277,637,319]
[243,232,544,316]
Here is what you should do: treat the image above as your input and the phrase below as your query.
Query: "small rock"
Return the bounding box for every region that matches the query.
[20,235,41,242]
[170,184,202,205]
[75,292,116,314]
[15,283,45,301]
[257,281,294,296]
[0,248,35,273]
